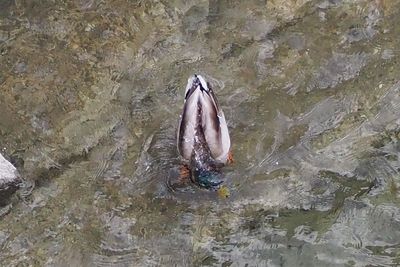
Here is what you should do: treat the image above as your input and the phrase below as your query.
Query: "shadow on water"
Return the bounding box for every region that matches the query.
[1,0,400,266]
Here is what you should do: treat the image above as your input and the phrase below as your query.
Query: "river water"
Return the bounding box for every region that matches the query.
[0,0,399,266]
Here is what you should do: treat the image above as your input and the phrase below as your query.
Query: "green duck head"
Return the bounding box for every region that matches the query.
[191,164,224,190]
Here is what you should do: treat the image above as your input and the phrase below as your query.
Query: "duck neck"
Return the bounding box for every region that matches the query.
[192,126,213,170]
[191,134,222,188]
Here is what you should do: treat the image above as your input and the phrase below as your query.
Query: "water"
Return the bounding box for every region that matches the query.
[0,0,400,266]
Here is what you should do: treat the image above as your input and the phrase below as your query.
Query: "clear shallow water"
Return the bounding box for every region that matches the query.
[1,0,400,266]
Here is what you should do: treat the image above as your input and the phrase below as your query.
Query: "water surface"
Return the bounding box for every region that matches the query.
[0,0,400,266]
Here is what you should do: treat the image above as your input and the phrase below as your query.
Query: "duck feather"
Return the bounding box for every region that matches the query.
[177,75,231,163]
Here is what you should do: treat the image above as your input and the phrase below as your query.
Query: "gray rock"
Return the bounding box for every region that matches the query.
[14,62,27,74]
[0,153,21,206]
[310,52,368,91]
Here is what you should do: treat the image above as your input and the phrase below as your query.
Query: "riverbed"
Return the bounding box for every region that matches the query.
[0,0,399,266]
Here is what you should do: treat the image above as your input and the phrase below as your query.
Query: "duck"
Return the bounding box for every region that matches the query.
[177,74,232,190]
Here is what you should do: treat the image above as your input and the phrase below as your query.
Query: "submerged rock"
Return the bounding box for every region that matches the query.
[0,153,21,206]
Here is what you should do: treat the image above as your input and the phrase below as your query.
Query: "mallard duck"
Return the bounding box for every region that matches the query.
[177,74,232,189]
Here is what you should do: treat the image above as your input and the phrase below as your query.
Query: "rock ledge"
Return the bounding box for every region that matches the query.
[0,153,21,206]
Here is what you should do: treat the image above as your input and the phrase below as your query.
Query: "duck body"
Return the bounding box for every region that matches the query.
[177,74,231,189]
